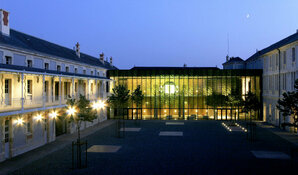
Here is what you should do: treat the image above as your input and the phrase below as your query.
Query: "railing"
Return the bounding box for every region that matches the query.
[0,98,22,112]
[0,93,107,113]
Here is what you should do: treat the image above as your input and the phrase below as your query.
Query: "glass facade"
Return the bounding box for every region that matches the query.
[108,67,262,120]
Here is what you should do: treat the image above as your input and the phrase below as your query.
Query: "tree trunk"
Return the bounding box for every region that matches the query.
[77,121,81,143]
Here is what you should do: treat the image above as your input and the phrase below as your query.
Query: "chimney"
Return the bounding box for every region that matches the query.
[99,52,104,63]
[226,55,229,62]
[296,29,298,33]
[0,9,10,36]
[183,63,187,67]
[109,56,113,65]
[75,42,80,57]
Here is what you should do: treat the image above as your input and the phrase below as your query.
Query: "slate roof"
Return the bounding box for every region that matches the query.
[0,63,110,79]
[222,57,244,65]
[0,29,116,70]
[246,31,298,62]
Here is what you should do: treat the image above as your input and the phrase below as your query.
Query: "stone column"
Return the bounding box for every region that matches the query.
[21,73,24,111]
[42,75,45,108]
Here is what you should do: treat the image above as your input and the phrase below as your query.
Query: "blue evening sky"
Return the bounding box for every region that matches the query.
[2,0,298,69]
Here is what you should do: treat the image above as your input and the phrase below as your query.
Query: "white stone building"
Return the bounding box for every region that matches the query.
[223,30,298,130]
[0,9,115,162]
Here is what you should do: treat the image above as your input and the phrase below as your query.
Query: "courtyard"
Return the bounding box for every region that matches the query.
[8,120,298,175]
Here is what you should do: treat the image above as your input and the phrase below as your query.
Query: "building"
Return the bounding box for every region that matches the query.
[223,30,298,129]
[108,67,262,120]
[0,9,114,162]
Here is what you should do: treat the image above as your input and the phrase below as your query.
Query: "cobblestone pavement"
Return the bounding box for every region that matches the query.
[6,120,298,175]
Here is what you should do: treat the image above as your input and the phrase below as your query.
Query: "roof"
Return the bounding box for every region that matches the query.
[0,63,110,80]
[108,66,262,77]
[246,31,298,62]
[130,66,220,70]
[222,57,244,65]
[0,29,117,70]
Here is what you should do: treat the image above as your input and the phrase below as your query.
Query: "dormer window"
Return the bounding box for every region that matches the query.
[66,66,69,72]
[97,72,100,76]
[83,70,86,74]
[74,68,78,73]
[91,71,93,75]
[27,60,33,68]
[44,63,49,70]
[57,65,61,72]
[5,56,12,65]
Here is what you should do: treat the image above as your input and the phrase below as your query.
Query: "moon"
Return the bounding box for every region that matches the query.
[246,13,250,19]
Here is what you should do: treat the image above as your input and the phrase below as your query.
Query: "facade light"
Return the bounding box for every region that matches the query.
[16,118,24,126]
[67,106,76,116]
[98,100,106,109]
[35,114,43,121]
[50,111,58,119]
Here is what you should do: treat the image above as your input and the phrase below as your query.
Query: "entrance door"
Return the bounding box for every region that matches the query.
[55,118,67,136]
[4,119,10,158]
[4,79,11,105]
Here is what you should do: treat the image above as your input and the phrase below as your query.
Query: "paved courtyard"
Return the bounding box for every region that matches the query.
[9,120,298,175]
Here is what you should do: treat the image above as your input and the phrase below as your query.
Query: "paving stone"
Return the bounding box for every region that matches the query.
[119,128,141,132]
[251,151,291,159]
[159,131,183,136]
[87,145,121,153]
[165,122,184,125]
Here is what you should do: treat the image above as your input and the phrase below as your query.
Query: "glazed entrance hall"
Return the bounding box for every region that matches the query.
[108,67,262,120]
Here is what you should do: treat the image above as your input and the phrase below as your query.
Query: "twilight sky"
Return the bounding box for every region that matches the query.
[2,0,298,69]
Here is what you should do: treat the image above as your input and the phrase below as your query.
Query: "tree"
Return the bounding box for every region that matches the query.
[227,89,244,120]
[276,79,298,130]
[206,93,228,119]
[242,91,260,121]
[107,85,130,118]
[131,85,144,120]
[64,94,97,142]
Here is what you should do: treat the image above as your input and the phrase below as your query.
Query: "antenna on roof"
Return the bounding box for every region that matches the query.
[227,33,229,56]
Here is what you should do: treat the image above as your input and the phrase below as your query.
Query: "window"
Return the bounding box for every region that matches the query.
[74,68,78,73]
[83,70,86,74]
[283,51,286,64]
[91,71,93,75]
[66,66,69,72]
[5,56,12,65]
[57,65,61,72]
[27,80,32,94]
[5,79,9,93]
[75,82,78,92]
[44,63,49,70]
[276,54,278,67]
[97,72,100,76]
[269,56,272,68]
[269,104,272,116]
[4,120,9,143]
[27,60,33,67]
[292,48,296,62]
[106,82,109,92]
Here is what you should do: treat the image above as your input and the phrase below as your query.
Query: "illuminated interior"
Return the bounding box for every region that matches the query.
[108,68,262,120]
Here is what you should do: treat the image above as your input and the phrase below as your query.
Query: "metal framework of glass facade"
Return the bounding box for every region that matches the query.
[108,67,262,120]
